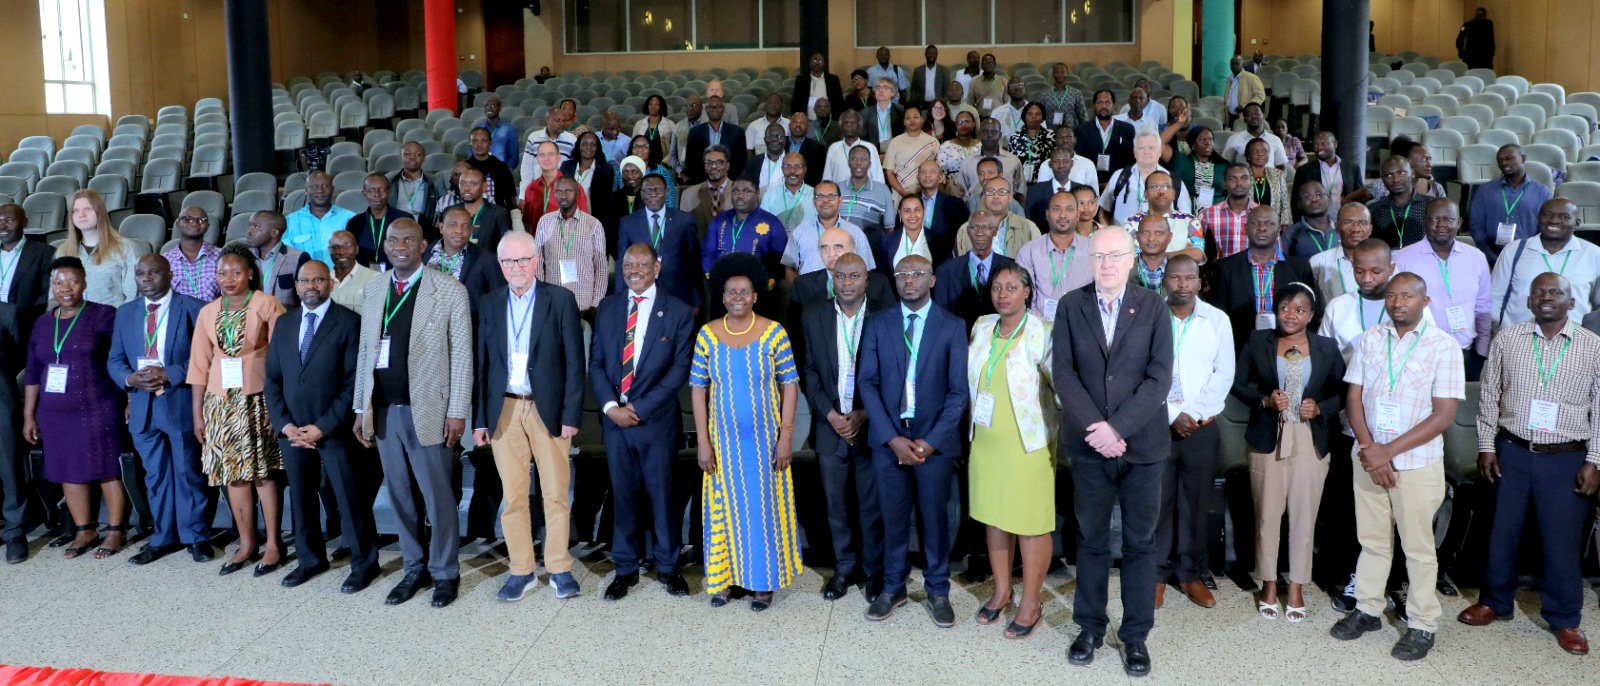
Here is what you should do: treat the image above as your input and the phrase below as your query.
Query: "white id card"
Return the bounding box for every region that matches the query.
[1255,313,1277,330]
[510,351,529,387]
[839,372,855,413]
[905,380,917,414]
[1041,298,1060,321]
[44,364,68,394]
[1374,396,1403,434]
[136,357,162,370]
[560,259,579,284]
[1196,187,1214,208]
[375,336,392,369]
[1167,369,1184,403]
[1445,305,1470,333]
[1096,154,1111,172]
[973,392,996,427]
[1052,112,1063,126]
[1495,222,1516,246]
[983,98,994,111]
[220,357,245,390]
[1528,399,1560,433]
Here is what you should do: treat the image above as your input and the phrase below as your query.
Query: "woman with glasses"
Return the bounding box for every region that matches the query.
[56,189,140,307]
[968,263,1056,639]
[690,253,802,611]
[1231,282,1345,622]
[189,243,288,577]
[614,135,678,209]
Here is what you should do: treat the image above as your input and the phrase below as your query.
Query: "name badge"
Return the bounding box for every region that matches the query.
[376,336,392,369]
[1041,298,1060,321]
[1445,305,1470,333]
[982,98,994,111]
[220,357,245,390]
[1196,187,1214,208]
[905,380,917,415]
[1167,368,1184,403]
[45,364,68,394]
[1374,396,1404,435]
[1052,112,1063,126]
[839,372,855,413]
[1528,399,1560,433]
[136,357,162,370]
[510,351,529,387]
[1096,154,1111,172]
[1495,222,1516,246]
[973,391,996,428]
[560,259,579,284]
[1255,313,1276,330]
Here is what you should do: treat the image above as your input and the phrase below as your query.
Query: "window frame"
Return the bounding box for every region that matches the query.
[564,0,799,55]
[854,0,1139,49]
[38,0,112,116]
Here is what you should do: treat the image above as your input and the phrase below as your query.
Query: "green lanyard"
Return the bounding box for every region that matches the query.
[1307,227,1332,253]
[649,213,664,248]
[1171,311,1194,354]
[399,179,419,208]
[470,202,485,232]
[902,228,921,258]
[902,313,922,369]
[368,212,388,254]
[1389,203,1412,247]
[179,251,203,296]
[0,247,18,295]
[1533,324,1573,388]
[1385,322,1427,393]
[559,217,577,254]
[1501,183,1527,218]
[220,292,252,350]
[844,184,863,218]
[381,279,416,335]
[437,249,463,275]
[260,250,279,286]
[1048,244,1076,289]
[142,303,170,353]
[840,306,863,361]
[1358,297,1387,329]
[781,188,804,224]
[51,306,84,362]
[1541,250,1572,277]
[1434,254,1454,303]
[729,214,750,251]
[981,314,1027,391]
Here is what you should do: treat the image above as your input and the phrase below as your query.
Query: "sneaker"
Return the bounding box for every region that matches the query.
[497,573,537,602]
[549,571,581,599]
[1331,574,1357,613]
[1391,628,1435,661]
[1329,611,1383,641]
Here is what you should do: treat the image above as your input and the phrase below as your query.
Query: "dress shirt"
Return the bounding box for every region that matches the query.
[142,291,173,361]
[900,301,929,419]
[1125,211,1204,255]
[533,210,609,311]
[602,285,656,412]
[1309,246,1357,299]
[331,264,379,311]
[893,228,933,264]
[1200,200,1259,258]
[781,218,876,275]
[392,174,431,217]
[1226,75,1241,113]
[922,66,940,103]
[1111,112,1162,134]
[1014,233,1092,322]
[1100,164,1193,223]
[834,301,868,412]
[1345,321,1466,469]
[504,286,537,395]
[1168,301,1236,423]
[990,102,1025,140]
[1118,100,1169,130]
[823,140,886,185]
[162,243,222,303]
[597,132,631,167]
[1466,176,1553,259]
[1477,321,1600,465]
[1221,130,1290,168]
[754,154,786,191]
[1096,288,1125,346]
[1320,291,1438,362]
[1317,158,1347,200]
[1283,219,1339,259]
[954,70,978,101]
[839,178,895,232]
[284,205,356,267]
[426,243,470,281]
[471,118,522,169]
[1036,155,1101,188]
[0,242,20,303]
[297,298,330,353]
[759,183,816,231]
[968,251,995,287]
[1394,241,1494,352]
[1490,236,1600,327]
[866,63,909,102]
[745,117,791,154]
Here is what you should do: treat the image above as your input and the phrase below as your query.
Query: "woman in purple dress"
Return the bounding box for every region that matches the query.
[21,257,129,559]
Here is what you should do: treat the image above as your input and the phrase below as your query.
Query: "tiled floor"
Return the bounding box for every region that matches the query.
[0,540,1592,686]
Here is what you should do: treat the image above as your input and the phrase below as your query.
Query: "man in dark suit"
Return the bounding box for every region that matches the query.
[1024,147,1085,229]
[793,52,846,120]
[934,211,1015,331]
[683,97,747,186]
[451,169,513,252]
[1291,131,1363,208]
[860,81,905,152]
[1206,205,1320,354]
[108,254,213,566]
[1054,229,1174,677]
[786,114,828,187]
[789,227,896,345]
[589,243,695,601]
[913,161,970,262]
[264,260,379,592]
[1075,89,1137,186]
[617,175,702,311]
[348,174,415,271]
[0,203,54,339]
[474,231,586,602]
[0,302,25,563]
[856,254,969,627]
[799,252,887,601]
[429,206,504,313]
[907,45,951,113]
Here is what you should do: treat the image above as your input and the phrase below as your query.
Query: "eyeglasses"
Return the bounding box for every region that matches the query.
[981,188,1011,197]
[1146,183,1174,191]
[177,215,209,224]
[1090,252,1133,263]
[893,270,932,279]
[499,257,534,268]
[295,277,331,285]
[814,193,840,201]
[1336,219,1372,227]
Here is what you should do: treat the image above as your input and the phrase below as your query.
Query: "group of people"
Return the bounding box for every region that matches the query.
[0,46,1596,678]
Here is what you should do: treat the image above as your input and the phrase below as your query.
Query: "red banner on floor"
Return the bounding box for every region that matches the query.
[0,665,330,686]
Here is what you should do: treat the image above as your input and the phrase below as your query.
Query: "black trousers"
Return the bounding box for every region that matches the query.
[605,429,682,576]
[1073,456,1163,644]
[1155,421,1220,583]
[0,399,30,543]
[281,435,379,576]
[817,441,884,581]
[1315,431,1360,590]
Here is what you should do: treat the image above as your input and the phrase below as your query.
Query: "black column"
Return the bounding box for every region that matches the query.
[799,0,828,73]
[224,0,274,176]
[1321,0,1370,177]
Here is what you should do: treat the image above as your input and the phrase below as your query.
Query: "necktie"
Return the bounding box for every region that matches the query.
[300,312,318,364]
[144,303,160,356]
[901,313,919,414]
[975,262,988,287]
[620,296,644,397]
[394,279,408,297]
[651,213,663,246]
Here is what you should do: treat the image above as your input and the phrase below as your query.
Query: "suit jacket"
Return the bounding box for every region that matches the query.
[1230,71,1268,112]
[907,65,952,112]
[788,268,896,359]
[933,253,1017,331]
[389,170,442,231]
[920,191,969,260]
[263,302,360,440]
[587,290,694,442]
[0,304,20,414]
[1051,284,1174,463]
[474,282,584,435]
[1231,330,1346,456]
[353,268,473,446]
[856,302,969,457]
[4,239,53,338]
[428,240,504,317]
[799,298,888,457]
[259,243,313,309]
[791,138,827,187]
[615,207,703,309]
[1023,181,1076,232]
[678,180,734,241]
[792,72,846,117]
[560,157,616,222]
[1582,309,1600,337]
[454,201,512,253]
[1291,159,1362,207]
[107,292,203,434]
[684,121,748,186]
[1074,119,1137,185]
[860,104,906,151]
[878,227,953,275]
[1205,252,1320,354]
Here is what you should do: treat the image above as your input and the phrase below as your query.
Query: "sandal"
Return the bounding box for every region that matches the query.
[750,592,773,612]
[709,591,731,608]
[62,523,100,560]
[1285,605,1307,623]
[976,600,1011,625]
[1258,599,1280,620]
[92,524,129,559]
[1004,604,1044,639]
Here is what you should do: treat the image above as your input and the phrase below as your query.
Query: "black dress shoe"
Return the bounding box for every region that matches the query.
[129,544,182,566]
[431,578,460,608]
[253,559,285,577]
[864,577,884,601]
[281,564,329,588]
[5,539,28,564]
[605,572,640,601]
[48,530,73,548]
[188,543,216,562]
[821,574,854,600]
[219,557,253,576]
[341,569,379,594]
[926,595,955,627]
[865,590,908,621]
[1436,577,1458,597]
[658,572,690,597]
[1068,632,1103,666]
[1199,571,1218,591]
[330,546,352,561]
[1120,641,1152,677]
[386,571,434,605]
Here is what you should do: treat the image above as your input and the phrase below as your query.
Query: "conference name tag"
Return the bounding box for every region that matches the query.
[1052,112,1063,126]
[375,337,392,369]
[136,357,161,370]
[220,357,245,390]
[1528,399,1559,433]
[1096,154,1111,172]
[560,259,579,285]
[510,351,529,387]
[905,380,917,414]
[1495,222,1516,246]
[1374,396,1403,435]
[1196,187,1214,208]
[1041,298,1060,321]
[839,372,855,413]
[1445,306,1470,333]
[1255,313,1276,330]
[1168,369,1184,404]
[982,98,994,111]
[44,364,68,394]
[973,392,996,428]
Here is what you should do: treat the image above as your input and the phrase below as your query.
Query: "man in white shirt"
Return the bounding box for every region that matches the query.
[328,230,380,311]
[745,94,792,159]
[782,180,876,280]
[822,110,886,185]
[1113,87,1165,133]
[865,46,909,104]
[520,109,578,198]
[1222,103,1290,170]
[953,50,982,102]
[1320,239,1434,362]
[1153,255,1234,609]
[1035,127,1100,188]
[989,81,1030,140]
[1311,203,1373,300]
[1489,198,1600,328]
[1099,131,1194,224]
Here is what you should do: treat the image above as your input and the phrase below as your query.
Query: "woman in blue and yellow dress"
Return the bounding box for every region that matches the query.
[690,253,802,612]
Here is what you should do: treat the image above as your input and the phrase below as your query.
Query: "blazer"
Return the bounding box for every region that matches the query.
[353,268,473,446]
[263,302,360,439]
[788,268,897,361]
[791,138,827,187]
[615,207,703,309]
[1292,159,1362,203]
[1205,252,1320,355]
[933,253,1017,331]
[1051,284,1174,463]
[678,180,734,240]
[108,292,203,434]
[427,240,504,316]
[0,304,20,413]
[349,207,417,269]
[798,298,888,457]
[878,227,951,275]
[684,121,748,186]
[856,302,969,457]
[259,243,313,309]
[1230,330,1346,457]
[4,239,53,336]
[1074,119,1137,184]
[860,104,906,151]
[587,290,695,442]
[966,314,1056,453]
[388,170,442,230]
[189,290,285,397]
[1229,70,1268,112]
[908,64,952,111]
[792,72,846,117]
[560,157,616,221]
[1023,181,1074,232]
[474,282,584,435]
[454,201,512,253]
[919,191,969,258]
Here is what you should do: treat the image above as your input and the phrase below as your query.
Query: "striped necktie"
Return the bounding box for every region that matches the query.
[619,296,645,397]
[144,303,160,356]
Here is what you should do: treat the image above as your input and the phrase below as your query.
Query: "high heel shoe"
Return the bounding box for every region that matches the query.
[61,523,100,560]
[976,599,1011,625]
[1005,603,1044,639]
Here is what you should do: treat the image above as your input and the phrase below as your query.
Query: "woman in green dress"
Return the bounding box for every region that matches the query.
[967,263,1056,639]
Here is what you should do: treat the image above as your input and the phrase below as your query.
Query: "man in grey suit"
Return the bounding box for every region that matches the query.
[907,45,951,113]
[248,211,313,309]
[352,219,474,609]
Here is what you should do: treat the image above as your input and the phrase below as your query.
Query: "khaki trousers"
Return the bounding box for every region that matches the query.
[1248,422,1328,585]
[1353,458,1445,631]
[492,398,573,576]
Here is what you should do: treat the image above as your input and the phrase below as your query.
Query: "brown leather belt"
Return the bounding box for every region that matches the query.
[504,392,534,402]
[1501,431,1587,455]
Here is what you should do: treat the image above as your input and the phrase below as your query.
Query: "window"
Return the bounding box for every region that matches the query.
[856,0,1135,47]
[566,0,799,53]
[39,0,111,115]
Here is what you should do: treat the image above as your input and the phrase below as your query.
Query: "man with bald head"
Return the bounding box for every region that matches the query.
[1490,198,1600,328]
[790,226,896,322]
[783,181,876,281]
[914,159,969,258]
[347,173,415,272]
[1208,204,1319,354]
[284,170,356,267]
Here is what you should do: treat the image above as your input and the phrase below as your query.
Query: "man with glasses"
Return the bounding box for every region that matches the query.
[678,145,735,240]
[759,152,817,233]
[954,177,1039,257]
[1311,203,1374,300]
[163,206,222,302]
[1016,191,1094,322]
[347,174,414,272]
[1054,229,1174,677]
[782,180,875,281]
[618,175,701,311]
[934,211,1015,331]
[1489,198,1600,328]
[1124,170,1205,264]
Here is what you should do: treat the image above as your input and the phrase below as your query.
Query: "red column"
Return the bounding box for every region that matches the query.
[424,0,458,114]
